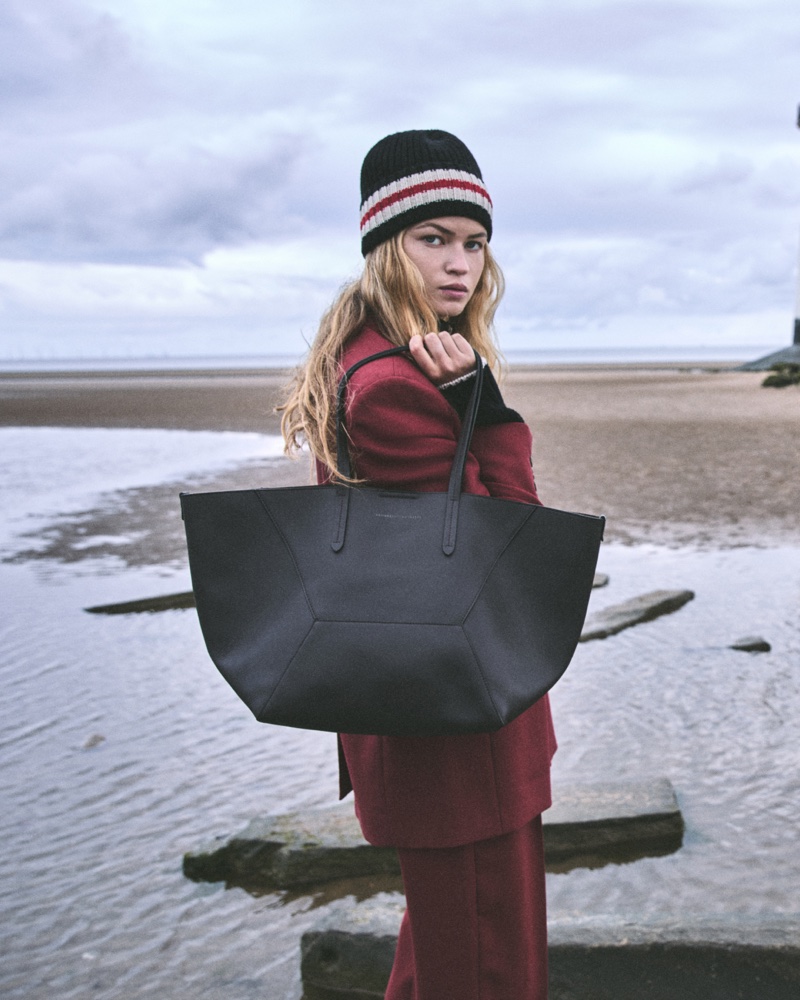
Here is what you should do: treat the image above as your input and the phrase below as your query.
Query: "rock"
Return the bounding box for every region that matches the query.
[548,915,800,1000]
[580,589,694,641]
[84,591,195,614]
[182,780,683,891]
[301,907,800,1000]
[81,734,106,750]
[545,779,684,870]
[592,572,609,588]
[301,894,404,1000]
[730,635,771,653]
[182,802,399,890]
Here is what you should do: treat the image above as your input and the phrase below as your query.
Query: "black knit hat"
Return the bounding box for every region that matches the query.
[359,129,493,256]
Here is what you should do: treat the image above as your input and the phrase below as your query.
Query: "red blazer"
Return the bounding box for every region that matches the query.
[318,325,557,849]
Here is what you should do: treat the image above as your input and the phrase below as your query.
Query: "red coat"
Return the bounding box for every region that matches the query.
[318,325,557,849]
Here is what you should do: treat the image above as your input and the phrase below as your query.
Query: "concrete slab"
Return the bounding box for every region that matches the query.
[182,804,399,891]
[730,635,772,652]
[580,590,694,641]
[84,590,195,613]
[301,894,404,1000]
[182,780,683,891]
[301,903,800,1000]
[545,779,684,870]
[547,915,800,1000]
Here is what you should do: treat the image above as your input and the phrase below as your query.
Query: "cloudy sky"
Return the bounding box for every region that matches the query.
[2,0,800,362]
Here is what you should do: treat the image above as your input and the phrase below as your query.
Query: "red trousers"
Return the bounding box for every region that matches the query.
[384,816,548,1000]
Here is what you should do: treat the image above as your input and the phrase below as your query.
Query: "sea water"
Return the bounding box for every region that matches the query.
[0,427,798,999]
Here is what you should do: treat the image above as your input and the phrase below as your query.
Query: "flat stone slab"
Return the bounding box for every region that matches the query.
[580,589,695,641]
[301,894,404,1000]
[544,779,684,869]
[730,635,772,652]
[84,590,195,614]
[301,904,800,1000]
[183,804,400,891]
[182,779,683,891]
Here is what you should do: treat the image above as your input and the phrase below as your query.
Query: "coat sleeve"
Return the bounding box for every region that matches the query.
[347,368,541,504]
[471,423,542,504]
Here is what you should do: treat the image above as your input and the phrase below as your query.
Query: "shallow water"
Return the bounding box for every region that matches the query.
[1,428,799,998]
[548,542,800,922]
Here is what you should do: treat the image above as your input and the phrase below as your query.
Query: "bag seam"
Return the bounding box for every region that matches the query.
[254,489,317,618]
[461,625,504,731]
[314,617,463,626]
[460,503,538,623]
[255,619,318,720]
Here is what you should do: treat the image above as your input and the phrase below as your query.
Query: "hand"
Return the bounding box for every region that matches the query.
[408,332,476,386]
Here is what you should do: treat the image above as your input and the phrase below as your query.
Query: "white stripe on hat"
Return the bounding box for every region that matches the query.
[360,169,492,237]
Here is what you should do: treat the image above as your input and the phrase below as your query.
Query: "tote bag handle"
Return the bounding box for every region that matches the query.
[332,345,485,555]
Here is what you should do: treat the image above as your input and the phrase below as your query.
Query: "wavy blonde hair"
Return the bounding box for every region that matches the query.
[279,230,505,480]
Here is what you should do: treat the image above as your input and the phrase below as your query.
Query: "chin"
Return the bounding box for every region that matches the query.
[439,306,466,321]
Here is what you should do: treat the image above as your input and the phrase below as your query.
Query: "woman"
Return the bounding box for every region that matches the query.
[281,129,555,999]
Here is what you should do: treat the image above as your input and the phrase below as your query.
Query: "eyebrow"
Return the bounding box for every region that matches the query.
[415,222,488,240]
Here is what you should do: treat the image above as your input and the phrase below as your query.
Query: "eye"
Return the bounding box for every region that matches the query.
[465,239,485,252]
[421,234,443,245]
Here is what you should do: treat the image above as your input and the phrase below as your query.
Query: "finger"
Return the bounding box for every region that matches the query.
[425,330,463,360]
[411,332,475,384]
[450,332,476,362]
[435,332,475,369]
[431,333,476,382]
[424,333,462,378]
[423,331,448,358]
[408,334,438,376]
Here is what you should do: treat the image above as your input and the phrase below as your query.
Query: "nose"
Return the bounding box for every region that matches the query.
[444,246,468,275]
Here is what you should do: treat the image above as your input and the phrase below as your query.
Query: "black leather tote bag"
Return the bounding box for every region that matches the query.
[180,346,605,736]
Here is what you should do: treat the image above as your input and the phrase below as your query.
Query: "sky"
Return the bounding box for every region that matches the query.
[2,0,800,362]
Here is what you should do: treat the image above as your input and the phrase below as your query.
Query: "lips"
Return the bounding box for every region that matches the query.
[440,284,468,293]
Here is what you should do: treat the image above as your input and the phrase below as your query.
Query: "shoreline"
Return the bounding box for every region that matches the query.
[0,358,746,377]
[2,365,798,549]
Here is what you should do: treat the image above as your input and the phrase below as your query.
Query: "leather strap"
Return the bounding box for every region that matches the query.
[332,344,483,554]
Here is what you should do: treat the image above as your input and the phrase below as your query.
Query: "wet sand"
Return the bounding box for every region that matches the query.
[2,364,798,547]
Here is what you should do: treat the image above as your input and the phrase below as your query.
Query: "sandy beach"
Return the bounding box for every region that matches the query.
[2,363,798,547]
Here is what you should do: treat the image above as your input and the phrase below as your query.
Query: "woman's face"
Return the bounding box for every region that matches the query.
[401,216,487,320]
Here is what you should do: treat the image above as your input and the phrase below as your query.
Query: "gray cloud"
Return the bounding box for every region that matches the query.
[1,0,800,355]
[0,1,149,119]
[0,123,313,264]
[0,3,319,263]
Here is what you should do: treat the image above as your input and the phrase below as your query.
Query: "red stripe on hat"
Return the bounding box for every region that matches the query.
[361,178,492,230]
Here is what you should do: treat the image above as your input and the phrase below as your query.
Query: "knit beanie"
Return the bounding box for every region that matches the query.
[359,129,493,256]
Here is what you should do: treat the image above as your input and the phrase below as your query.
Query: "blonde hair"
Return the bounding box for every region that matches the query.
[279,230,505,480]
